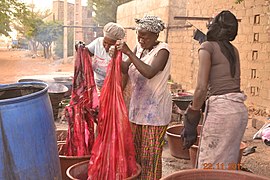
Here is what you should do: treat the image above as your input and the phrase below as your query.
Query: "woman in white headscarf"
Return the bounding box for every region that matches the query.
[116,15,171,179]
[85,22,126,92]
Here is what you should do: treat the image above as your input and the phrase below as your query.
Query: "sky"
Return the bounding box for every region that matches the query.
[20,0,88,11]
[20,0,52,11]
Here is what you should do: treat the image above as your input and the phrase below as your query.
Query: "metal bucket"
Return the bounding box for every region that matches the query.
[47,83,68,121]
[172,95,193,111]
[0,82,61,179]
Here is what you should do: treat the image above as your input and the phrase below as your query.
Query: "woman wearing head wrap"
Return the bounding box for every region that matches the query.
[85,22,126,91]
[181,10,248,170]
[116,15,171,179]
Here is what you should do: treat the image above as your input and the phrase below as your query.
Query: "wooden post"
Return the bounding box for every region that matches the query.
[63,0,68,63]
[74,0,83,45]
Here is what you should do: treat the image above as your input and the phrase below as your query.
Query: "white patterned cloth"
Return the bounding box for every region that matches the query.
[86,37,112,89]
[128,42,172,126]
[135,15,165,33]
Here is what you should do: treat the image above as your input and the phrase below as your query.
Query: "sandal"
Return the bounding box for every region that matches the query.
[242,146,257,156]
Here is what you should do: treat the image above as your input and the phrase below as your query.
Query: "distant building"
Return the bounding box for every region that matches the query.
[51,0,100,44]
[52,1,74,24]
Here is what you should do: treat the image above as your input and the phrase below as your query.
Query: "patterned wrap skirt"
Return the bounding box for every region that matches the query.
[130,123,168,180]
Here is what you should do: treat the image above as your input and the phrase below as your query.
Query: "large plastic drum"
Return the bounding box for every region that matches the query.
[0,82,61,180]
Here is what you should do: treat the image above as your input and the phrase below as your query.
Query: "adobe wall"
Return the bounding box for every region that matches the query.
[117,0,270,113]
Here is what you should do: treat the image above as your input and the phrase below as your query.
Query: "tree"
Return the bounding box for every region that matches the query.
[15,8,52,54]
[14,4,52,54]
[15,15,43,54]
[0,0,29,36]
[88,0,132,25]
[36,21,63,59]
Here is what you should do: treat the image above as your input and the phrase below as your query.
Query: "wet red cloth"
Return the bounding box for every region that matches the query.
[65,46,99,156]
[87,51,137,179]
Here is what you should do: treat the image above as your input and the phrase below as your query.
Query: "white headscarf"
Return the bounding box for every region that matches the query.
[103,22,125,40]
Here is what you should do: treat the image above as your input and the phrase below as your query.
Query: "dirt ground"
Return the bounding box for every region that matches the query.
[0,49,74,84]
[1,49,269,179]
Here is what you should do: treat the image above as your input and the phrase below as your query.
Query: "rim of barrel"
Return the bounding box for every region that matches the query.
[160,169,270,180]
[18,78,45,83]
[0,82,49,104]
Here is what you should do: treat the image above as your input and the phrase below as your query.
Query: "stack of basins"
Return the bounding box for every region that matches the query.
[47,83,68,121]
[167,94,195,160]
[168,94,247,171]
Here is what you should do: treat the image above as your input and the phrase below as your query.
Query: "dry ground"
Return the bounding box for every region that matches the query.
[1,49,269,179]
[0,49,73,84]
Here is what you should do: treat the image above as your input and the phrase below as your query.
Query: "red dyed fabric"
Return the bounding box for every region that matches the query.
[65,46,99,156]
[87,51,137,179]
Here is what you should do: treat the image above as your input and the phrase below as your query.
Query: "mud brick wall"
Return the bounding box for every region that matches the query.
[117,0,270,112]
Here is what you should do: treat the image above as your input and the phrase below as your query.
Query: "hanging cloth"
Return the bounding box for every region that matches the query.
[87,51,137,180]
[65,46,99,156]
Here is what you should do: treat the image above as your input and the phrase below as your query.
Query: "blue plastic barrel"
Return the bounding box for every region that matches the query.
[0,82,61,180]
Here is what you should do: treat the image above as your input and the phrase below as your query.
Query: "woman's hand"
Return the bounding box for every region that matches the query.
[108,46,116,58]
[181,105,201,149]
[75,41,85,51]
[116,40,132,56]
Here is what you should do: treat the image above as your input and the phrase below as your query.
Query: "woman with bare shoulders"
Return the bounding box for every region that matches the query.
[116,15,171,179]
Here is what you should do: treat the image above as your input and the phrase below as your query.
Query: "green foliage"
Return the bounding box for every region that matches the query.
[36,21,62,46]
[16,16,43,40]
[17,8,51,38]
[0,0,29,36]
[35,21,63,58]
[13,2,62,58]
[14,6,52,53]
[88,0,132,25]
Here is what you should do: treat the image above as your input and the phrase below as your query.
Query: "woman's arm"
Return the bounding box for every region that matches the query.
[120,47,135,74]
[117,41,169,79]
[191,49,211,110]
